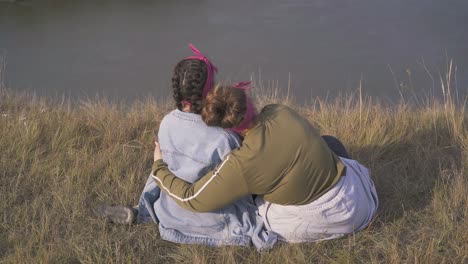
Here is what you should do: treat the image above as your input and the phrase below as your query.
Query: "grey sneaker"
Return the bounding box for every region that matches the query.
[94,205,138,224]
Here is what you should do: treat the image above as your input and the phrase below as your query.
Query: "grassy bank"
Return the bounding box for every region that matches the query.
[0,87,466,263]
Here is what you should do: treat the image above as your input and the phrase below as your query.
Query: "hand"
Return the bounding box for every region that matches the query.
[154,141,162,162]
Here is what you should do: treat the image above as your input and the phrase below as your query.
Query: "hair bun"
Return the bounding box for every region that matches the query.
[202,86,247,128]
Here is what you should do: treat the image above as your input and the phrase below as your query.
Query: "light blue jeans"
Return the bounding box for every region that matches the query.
[138,110,277,250]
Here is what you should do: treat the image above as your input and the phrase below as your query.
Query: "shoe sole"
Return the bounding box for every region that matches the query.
[94,205,136,224]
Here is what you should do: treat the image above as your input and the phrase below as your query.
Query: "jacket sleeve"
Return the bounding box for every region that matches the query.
[151,156,249,212]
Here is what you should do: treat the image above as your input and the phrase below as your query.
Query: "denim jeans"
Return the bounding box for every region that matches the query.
[138,110,277,250]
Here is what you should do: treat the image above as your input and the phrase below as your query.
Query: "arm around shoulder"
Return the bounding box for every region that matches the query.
[151,156,248,212]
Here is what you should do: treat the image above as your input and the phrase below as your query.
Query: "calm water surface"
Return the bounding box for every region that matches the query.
[1,0,467,102]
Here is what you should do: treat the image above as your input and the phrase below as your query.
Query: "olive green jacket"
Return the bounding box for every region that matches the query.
[152,104,346,212]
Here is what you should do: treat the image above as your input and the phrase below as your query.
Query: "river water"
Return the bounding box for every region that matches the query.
[1,0,467,103]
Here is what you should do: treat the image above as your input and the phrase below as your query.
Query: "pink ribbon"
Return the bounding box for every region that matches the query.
[228,81,256,133]
[233,81,252,90]
[181,100,192,108]
[184,43,218,98]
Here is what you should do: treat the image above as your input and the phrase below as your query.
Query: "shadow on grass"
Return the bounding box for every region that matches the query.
[347,127,463,226]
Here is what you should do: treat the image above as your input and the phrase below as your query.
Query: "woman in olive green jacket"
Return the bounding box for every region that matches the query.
[152,85,379,243]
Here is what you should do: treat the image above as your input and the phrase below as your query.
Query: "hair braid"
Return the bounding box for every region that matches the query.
[171,59,208,114]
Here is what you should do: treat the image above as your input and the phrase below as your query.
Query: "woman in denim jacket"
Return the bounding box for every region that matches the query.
[96,46,276,250]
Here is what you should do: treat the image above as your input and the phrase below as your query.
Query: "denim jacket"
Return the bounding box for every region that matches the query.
[138,109,277,250]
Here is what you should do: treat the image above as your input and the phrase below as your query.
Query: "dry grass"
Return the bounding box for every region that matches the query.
[0,82,466,263]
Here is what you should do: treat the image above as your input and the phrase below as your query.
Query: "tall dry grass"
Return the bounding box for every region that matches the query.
[0,77,466,263]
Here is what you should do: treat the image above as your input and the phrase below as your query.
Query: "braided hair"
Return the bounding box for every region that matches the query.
[171,59,208,114]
